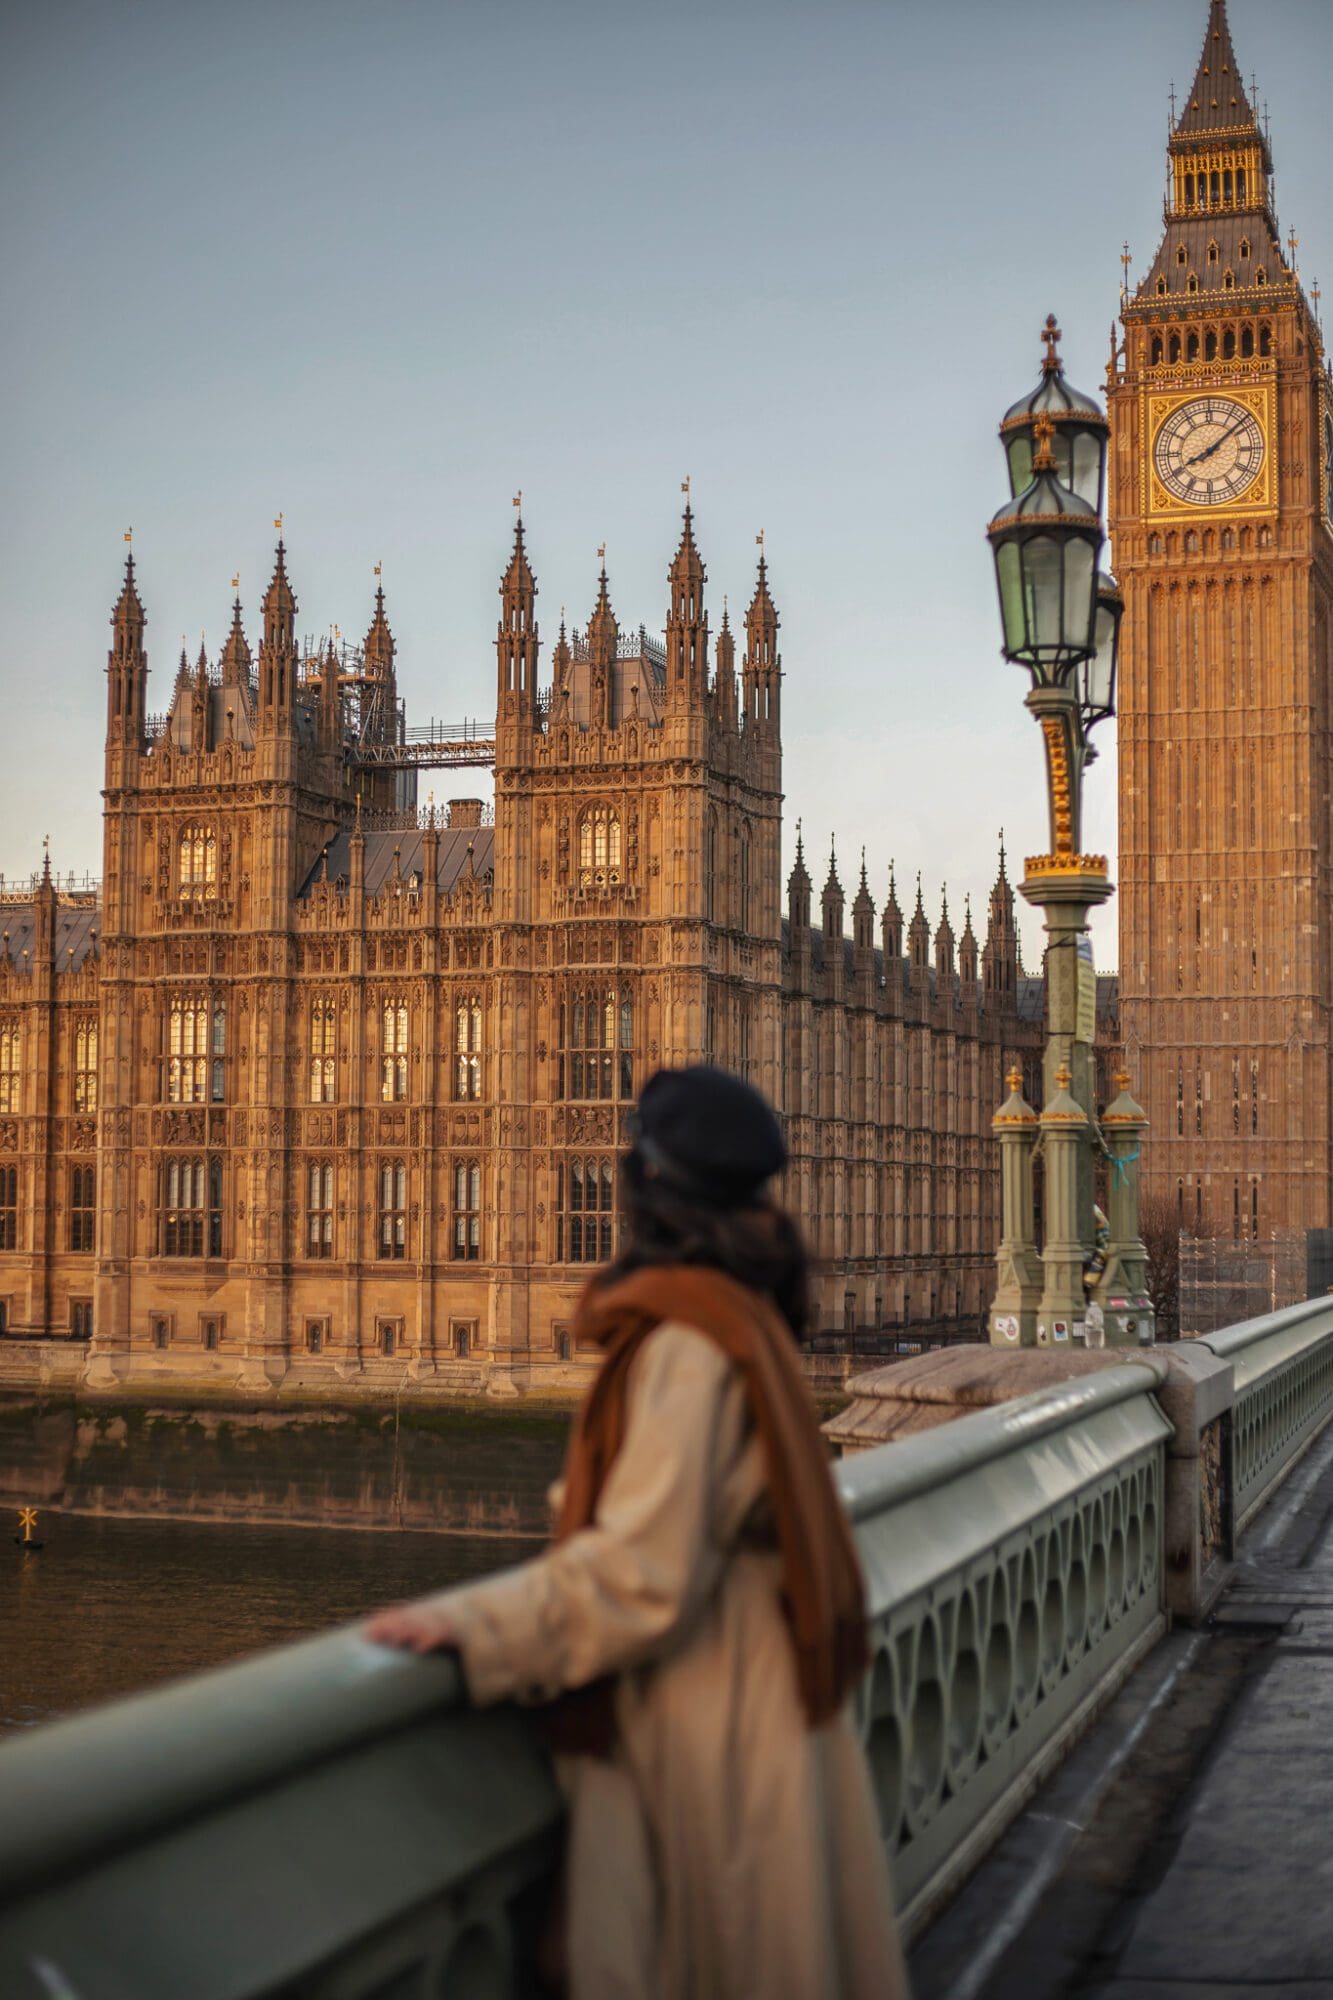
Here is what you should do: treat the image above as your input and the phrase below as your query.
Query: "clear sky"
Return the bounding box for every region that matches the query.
[3,0,1329,967]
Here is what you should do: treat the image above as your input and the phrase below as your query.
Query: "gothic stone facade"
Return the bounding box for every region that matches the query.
[1112,0,1333,1289]
[0,511,1060,1392]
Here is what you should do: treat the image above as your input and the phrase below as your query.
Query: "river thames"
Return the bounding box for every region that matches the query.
[1,1513,539,1736]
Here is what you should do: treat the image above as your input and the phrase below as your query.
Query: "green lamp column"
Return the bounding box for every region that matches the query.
[989,1065,1042,1346]
[1037,1062,1089,1343]
[1095,1069,1156,1345]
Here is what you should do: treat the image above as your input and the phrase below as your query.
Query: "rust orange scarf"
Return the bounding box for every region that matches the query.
[548,1264,869,1755]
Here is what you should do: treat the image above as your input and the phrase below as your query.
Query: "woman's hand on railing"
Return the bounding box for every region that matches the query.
[363,1600,462,1654]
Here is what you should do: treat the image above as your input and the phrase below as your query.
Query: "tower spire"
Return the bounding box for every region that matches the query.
[743,544,781,741]
[496,511,539,729]
[1176,1,1256,136]
[221,592,251,688]
[907,872,931,976]
[666,500,707,710]
[107,550,148,748]
[1151,0,1275,241]
[257,535,297,728]
[586,552,618,730]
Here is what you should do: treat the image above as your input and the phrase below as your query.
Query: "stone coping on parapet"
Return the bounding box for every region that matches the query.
[824,1342,1172,1451]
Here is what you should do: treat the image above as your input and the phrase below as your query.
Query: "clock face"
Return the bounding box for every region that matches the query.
[1153,396,1265,506]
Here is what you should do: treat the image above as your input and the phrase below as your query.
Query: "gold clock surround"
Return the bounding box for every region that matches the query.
[1144,378,1275,520]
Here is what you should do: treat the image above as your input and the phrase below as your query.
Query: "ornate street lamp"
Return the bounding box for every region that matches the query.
[988,416,1102,681]
[1000,312,1111,515]
[986,320,1152,1354]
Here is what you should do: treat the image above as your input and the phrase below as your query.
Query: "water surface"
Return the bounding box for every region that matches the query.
[1,1512,539,1736]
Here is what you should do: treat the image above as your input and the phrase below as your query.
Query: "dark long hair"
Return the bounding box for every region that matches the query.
[602,1150,812,1341]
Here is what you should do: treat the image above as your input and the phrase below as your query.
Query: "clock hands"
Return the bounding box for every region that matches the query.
[1183,415,1251,470]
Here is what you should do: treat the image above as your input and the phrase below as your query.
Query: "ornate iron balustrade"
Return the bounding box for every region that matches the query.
[837,1362,1169,1933]
[1198,1296,1333,1530]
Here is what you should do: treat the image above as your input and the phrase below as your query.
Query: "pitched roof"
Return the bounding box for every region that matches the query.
[298,826,494,898]
[0,902,100,974]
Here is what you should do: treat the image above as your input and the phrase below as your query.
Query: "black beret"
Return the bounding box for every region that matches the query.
[629,1065,787,1209]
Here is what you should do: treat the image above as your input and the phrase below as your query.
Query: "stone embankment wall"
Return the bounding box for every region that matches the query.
[0,1397,571,1537]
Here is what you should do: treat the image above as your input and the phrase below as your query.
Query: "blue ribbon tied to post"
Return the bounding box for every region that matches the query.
[1110,1145,1140,1188]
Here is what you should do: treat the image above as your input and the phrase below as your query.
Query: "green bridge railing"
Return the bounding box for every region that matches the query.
[3,1298,1333,1998]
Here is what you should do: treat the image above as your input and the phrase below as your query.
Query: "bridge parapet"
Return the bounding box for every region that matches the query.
[6,1305,1333,1995]
[838,1361,1169,1935]
[1197,1295,1333,1529]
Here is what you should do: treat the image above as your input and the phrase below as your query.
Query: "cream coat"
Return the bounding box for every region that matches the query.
[442,1320,907,2000]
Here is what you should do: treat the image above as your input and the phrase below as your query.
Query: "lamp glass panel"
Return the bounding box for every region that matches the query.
[996,541,1027,656]
[1083,596,1119,718]
[1006,435,1032,497]
[1063,538,1097,656]
[1070,431,1105,512]
[1025,536,1064,653]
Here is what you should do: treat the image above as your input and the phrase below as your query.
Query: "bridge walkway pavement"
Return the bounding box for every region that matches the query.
[910,1415,1333,2000]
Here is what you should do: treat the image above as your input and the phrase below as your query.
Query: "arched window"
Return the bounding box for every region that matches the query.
[455,997,483,1101]
[1222,327,1236,356]
[1223,272,1235,294]
[558,987,634,1099]
[1205,331,1217,361]
[161,1156,222,1258]
[703,812,717,922]
[558,1155,615,1263]
[0,1020,21,1113]
[1176,245,1188,266]
[578,805,622,885]
[377,1160,406,1259]
[1186,276,1199,296]
[452,1160,481,1260]
[178,825,217,899]
[306,1161,334,1258]
[1186,331,1200,360]
[381,1000,408,1103]
[74,1019,98,1111]
[167,995,224,1104]
[1239,237,1251,260]
[1241,327,1254,357]
[70,1163,95,1252]
[1169,333,1182,363]
[1255,268,1267,288]
[1258,323,1272,355]
[0,1164,15,1249]
[309,996,336,1103]
[1150,336,1164,364]
[738,826,752,934]
[1207,239,1219,265]
[1156,276,1168,298]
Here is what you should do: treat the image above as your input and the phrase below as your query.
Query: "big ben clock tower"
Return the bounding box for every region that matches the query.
[1111,0,1333,1298]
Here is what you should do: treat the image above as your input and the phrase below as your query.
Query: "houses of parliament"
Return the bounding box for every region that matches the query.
[1,0,1329,1389]
[0,503,1047,1391]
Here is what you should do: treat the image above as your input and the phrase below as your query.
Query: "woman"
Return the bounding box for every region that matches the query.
[366,1065,906,1999]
